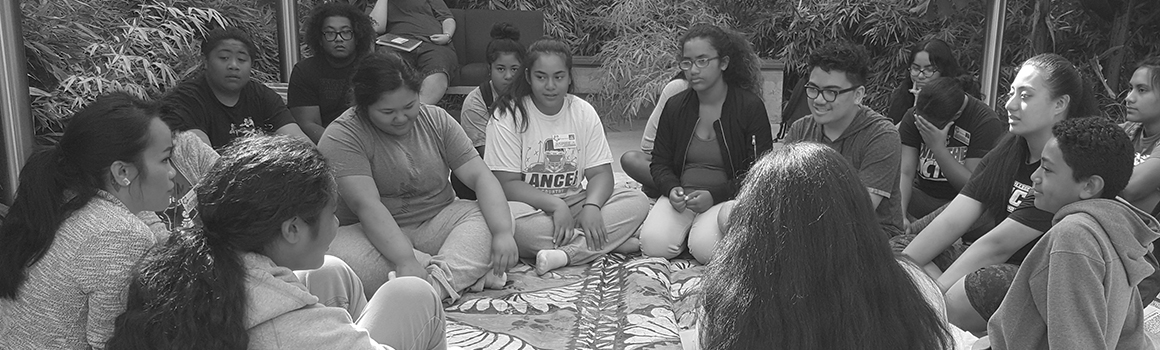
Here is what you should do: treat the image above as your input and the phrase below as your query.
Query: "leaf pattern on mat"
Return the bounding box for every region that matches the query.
[670,275,701,300]
[454,281,582,314]
[447,319,542,350]
[624,307,680,349]
[570,255,626,349]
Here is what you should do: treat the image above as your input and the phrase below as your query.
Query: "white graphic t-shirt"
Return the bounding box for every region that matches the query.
[485,95,613,198]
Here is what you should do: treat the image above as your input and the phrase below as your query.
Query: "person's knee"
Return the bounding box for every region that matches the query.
[376,276,440,306]
[689,218,723,264]
[639,223,683,259]
[947,276,990,332]
[640,239,681,259]
[620,151,649,172]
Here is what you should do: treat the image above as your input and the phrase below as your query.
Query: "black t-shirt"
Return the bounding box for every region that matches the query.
[959,151,1053,263]
[162,74,295,148]
[886,81,915,124]
[899,97,1005,200]
[288,56,356,127]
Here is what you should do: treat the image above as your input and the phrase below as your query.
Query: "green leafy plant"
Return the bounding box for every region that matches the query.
[23,0,229,141]
[591,0,732,124]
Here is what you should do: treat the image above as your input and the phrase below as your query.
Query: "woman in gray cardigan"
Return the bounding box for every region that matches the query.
[0,92,176,349]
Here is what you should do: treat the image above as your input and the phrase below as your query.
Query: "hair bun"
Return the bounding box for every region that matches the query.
[491,22,520,41]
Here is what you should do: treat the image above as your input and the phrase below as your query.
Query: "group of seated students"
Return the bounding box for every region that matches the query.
[1,0,1159,347]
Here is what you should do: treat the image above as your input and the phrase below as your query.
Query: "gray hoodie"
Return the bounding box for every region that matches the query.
[784,105,904,235]
[988,198,1159,350]
[242,253,390,350]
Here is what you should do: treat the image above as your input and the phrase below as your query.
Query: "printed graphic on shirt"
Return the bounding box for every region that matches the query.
[1007,180,1031,213]
[523,135,580,195]
[916,127,971,181]
[229,117,262,139]
[1135,152,1151,166]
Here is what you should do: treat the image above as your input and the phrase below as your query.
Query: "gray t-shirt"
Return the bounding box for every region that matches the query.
[459,85,490,148]
[319,105,477,227]
[784,105,905,235]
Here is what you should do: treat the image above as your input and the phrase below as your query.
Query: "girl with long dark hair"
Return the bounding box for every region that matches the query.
[900,53,1098,332]
[107,136,447,350]
[886,39,979,124]
[0,92,175,349]
[487,39,650,275]
[638,24,772,264]
[453,22,528,200]
[1119,56,1160,213]
[701,142,951,349]
[319,52,516,301]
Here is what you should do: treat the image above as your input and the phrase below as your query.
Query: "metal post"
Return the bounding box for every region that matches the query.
[980,0,1007,108]
[275,0,299,83]
[0,0,34,204]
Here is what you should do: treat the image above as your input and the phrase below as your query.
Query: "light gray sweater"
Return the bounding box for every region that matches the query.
[0,191,160,349]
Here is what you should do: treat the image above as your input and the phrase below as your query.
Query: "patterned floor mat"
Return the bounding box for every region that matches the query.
[445,254,704,350]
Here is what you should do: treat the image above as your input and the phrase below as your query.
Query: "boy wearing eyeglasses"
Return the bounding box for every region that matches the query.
[289,3,376,144]
[783,42,904,236]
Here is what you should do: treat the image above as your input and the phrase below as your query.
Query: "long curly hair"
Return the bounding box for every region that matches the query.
[701,142,950,350]
[107,136,335,349]
[304,2,376,60]
[679,24,763,94]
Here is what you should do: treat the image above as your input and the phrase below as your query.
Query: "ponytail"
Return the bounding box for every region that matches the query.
[109,135,335,348]
[0,92,159,299]
[0,149,91,298]
[107,229,249,349]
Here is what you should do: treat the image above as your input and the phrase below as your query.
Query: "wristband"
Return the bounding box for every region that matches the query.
[583,203,602,210]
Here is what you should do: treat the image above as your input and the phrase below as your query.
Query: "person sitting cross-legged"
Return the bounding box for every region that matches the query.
[638,24,772,264]
[319,52,516,301]
[487,39,650,275]
[618,73,688,199]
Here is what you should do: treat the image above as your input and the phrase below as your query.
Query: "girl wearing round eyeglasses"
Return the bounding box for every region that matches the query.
[886,39,975,124]
[638,24,772,264]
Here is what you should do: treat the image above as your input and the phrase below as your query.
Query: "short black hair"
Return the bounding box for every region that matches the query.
[304,2,376,59]
[1052,117,1134,199]
[808,42,871,86]
[200,27,258,58]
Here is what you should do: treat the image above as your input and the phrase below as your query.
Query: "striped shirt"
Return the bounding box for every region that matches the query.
[0,191,160,349]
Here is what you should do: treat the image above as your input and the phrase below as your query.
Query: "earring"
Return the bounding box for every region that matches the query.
[122,178,131,186]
